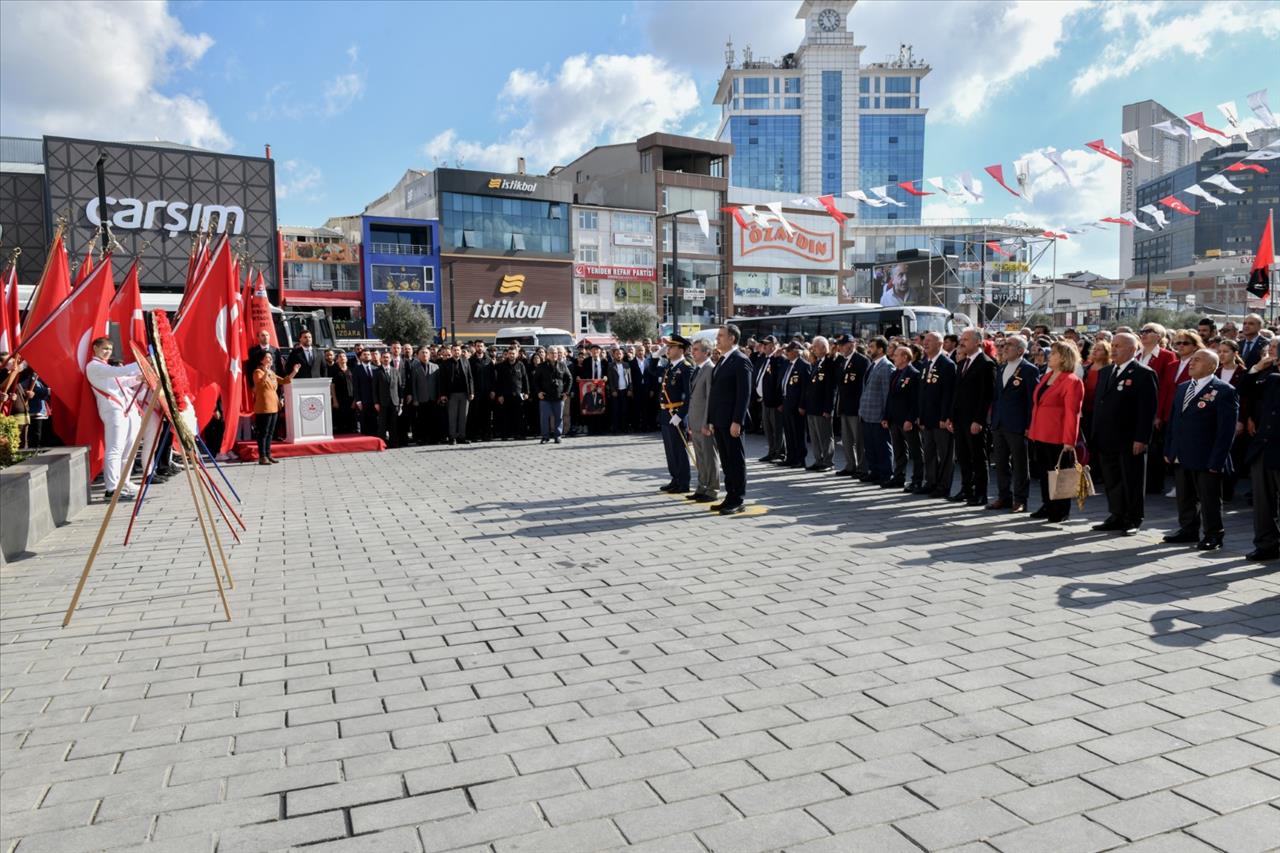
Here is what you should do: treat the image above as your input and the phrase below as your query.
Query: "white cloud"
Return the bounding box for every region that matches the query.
[0,0,229,149]
[1008,147,1122,275]
[323,72,365,117]
[1073,1,1280,95]
[424,54,701,172]
[277,159,323,201]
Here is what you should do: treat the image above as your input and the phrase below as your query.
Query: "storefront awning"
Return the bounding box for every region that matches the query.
[282,294,362,308]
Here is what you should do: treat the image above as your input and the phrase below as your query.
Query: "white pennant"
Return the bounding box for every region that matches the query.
[694,209,710,239]
[740,204,765,225]
[1138,204,1169,229]
[869,186,907,208]
[1151,119,1190,138]
[1185,185,1225,207]
[847,189,889,207]
[1217,101,1252,144]
[790,197,823,210]
[1244,144,1280,161]
[1203,174,1244,194]
[1118,211,1153,232]
[1119,130,1159,163]
[764,202,795,235]
[1041,148,1073,186]
[957,171,984,203]
[1248,89,1278,129]
[1080,222,1109,231]
[1013,158,1033,199]
[925,176,965,200]
[1059,227,1086,235]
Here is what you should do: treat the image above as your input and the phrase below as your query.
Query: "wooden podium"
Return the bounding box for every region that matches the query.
[284,378,334,443]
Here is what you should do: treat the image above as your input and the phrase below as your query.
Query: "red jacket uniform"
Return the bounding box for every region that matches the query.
[1027,371,1084,446]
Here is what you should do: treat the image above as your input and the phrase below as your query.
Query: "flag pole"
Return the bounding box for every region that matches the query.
[21,219,68,316]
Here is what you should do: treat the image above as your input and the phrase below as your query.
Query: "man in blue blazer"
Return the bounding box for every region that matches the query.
[1164,348,1239,551]
[707,324,754,515]
[858,336,895,485]
[989,335,1040,512]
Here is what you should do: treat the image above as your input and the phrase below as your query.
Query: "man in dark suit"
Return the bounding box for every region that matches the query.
[468,342,495,441]
[1091,332,1159,535]
[406,346,440,445]
[246,329,282,384]
[1164,348,1238,550]
[802,336,839,472]
[949,328,997,506]
[989,335,1039,512]
[757,337,787,463]
[493,346,530,440]
[706,324,753,515]
[376,350,403,446]
[917,331,957,497]
[779,341,811,468]
[285,330,328,379]
[1244,352,1280,561]
[884,345,921,490]
[350,349,381,437]
[833,335,869,477]
[605,347,634,434]
[1238,314,1267,369]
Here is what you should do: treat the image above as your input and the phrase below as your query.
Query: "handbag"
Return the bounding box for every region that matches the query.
[1048,447,1096,507]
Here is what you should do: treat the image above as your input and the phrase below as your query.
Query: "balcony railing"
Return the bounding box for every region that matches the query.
[283,278,360,292]
[369,242,432,256]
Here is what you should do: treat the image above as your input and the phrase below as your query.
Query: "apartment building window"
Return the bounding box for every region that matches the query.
[578,243,599,263]
[577,209,599,230]
[640,151,652,173]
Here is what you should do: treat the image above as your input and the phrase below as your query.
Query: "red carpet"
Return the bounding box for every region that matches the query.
[233,435,386,462]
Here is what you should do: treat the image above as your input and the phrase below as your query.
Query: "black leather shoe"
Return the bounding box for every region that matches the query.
[1163,530,1200,544]
[1246,547,1279,561]
[856,473,876,482]
[946,492,968,503]
[1196,535,1223,551]
[905,484,921,494]
[835,469,856,477]
[884,478,905,488]
[1029,507,1049,519]
[1092,519,1122,532]
[805,464,821,471]
[813,465,834,473]
[1117,525,1141,536]
[693,494,717,503]
[718,502,745,515]
[685,493,702,501]
[966,497,987,507]
[927,488,947,498]
[710,501,726,511]
[659,483,677,492]
[787,463,807,469]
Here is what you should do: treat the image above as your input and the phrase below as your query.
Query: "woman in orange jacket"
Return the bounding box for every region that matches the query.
[252,351,299,464]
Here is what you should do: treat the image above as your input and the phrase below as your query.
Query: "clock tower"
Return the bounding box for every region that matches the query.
[795,0,861,196]
[797,0,857,40]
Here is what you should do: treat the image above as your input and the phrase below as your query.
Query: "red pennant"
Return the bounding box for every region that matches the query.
[73,246,95,286]
[250,270,277,347]
[983,165,1023,198]
[816,195,848,224]
[896,182,932,197]
[2,262,20,352]
[25,233,71,334]
[1183,111,1230,140]
[109,258,146,363]
[1159,195,1198,216]
[1226,162,1268,174]
[1084,139,1133,167]
[1247,211,1274,300]
[1101,217,1134,227]
[1041,231,1068,240]
[985,241,1012,258]
[720,206,750,230]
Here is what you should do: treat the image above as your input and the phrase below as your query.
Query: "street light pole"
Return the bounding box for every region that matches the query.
[657,208,696,335]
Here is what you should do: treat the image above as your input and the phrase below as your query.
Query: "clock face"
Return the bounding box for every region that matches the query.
[817,8,841,31]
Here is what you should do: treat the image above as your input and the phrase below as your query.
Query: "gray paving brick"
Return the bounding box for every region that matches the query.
[297,826,421,853]
[350,790,471,834]
[417,803,547,853]
[1174,768,1280,814]
[988,814,1126,853]
[218,811,347,852]
[9,817,154,853]
[1087,790,1215,840]
[807,786,934,832]
[993,777,1116,823]
[724,772,845,816]
[286,774,403,816]
[894,799,1026,849]
[154,795,280,840]
[614,795,740,843]
[695,809,829,853]
[1186,803,1280,853]
[496,818,626,853]
[907,764,1027,809]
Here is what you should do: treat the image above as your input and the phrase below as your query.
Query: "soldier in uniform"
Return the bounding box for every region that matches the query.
[802,336,839,472]
[780,341,811,468]
[658,335,694,494]
[833,335,868,477]
[756,336,787,463]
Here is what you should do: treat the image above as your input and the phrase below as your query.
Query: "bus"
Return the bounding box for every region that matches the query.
[728,303,957,343]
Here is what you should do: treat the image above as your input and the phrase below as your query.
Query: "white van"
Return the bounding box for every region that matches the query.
[494,326,576,352]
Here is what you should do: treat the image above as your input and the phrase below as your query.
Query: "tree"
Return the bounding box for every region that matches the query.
[1138,307,1202,331]
[371,293,434,345]
[1025,312,1054,330]
[610,306,659,342]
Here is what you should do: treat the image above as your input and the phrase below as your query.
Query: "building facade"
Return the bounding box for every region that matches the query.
[564,133,733,334]
[571,205,657,334]
[363,167,574,339]
[713,0,929,221]
[1133,134,1280,278]
[279,225,364,339]
[360,217,442,340]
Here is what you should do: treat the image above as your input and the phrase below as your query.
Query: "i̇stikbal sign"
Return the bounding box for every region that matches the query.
[85,196,245,237]
[471,274,547,320]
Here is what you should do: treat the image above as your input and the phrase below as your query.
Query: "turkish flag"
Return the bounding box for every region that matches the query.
[0,264,15,354]
[1247,211,1274,299]
[16,261,114,477]
[1160,195,1198,216]
[175,236,237,429]
[25,233,71,333]
[110,258,146,363]
[73,245,94,286]
[219,253,245,454]
[1226,162,1268,174]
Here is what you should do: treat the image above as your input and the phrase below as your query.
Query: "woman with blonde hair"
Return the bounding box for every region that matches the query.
[1026,340,1085,523]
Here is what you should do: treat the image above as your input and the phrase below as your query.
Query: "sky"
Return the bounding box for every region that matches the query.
[1,0,1278,280]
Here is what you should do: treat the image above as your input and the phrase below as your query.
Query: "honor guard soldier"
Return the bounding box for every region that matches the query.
[658,335,694,494]
[86,336,144,501]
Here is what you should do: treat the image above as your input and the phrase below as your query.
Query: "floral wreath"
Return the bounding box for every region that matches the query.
[147,309,196,447]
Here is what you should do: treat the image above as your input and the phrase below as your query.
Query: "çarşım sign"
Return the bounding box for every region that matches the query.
[86,196,245,237]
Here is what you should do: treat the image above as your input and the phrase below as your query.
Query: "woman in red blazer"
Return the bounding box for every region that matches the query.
[1027,341,1085,523]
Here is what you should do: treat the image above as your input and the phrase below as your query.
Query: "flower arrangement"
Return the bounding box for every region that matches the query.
[148,309,196,448]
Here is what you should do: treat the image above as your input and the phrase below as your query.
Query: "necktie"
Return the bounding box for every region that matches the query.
[1183,382,1197,411]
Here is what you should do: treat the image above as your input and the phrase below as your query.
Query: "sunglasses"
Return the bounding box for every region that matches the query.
[1174,341,1194,346]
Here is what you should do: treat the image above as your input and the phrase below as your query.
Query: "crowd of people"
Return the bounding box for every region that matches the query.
[4,311,1279,557]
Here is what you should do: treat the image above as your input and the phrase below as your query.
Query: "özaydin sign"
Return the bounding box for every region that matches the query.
[739,221,835,265]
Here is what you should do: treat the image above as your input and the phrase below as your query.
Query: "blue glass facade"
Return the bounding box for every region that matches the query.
[859,115,925,222]
[361,216,442,333]
[821,71,843,197]
[725,115,801,193]
[440,192,569,255]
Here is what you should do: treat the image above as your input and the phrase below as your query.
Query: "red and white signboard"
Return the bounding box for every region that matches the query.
[573,263,656,281]
[732,210,840,268]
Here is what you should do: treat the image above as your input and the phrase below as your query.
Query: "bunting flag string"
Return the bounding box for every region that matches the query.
[1139,204,1170,228]
[897,181,932,197]
[1013,158,1033,199]
[763,202,795,235]
[1245,139,1280,161]
[1084,139,1133,166]
[846,189,889,207]
[1248,89,1277,128]
[1160,195,1198,216]
[1101,216,1134,227]
[1217,102,1251,144]
[1226,162,1268,174]
[1152,119,1191,138]
[1118,211,1153,232]
[719,206,750,229]
[1184,184,1225,208]
[985,241,1012,258]
[983,164,1023,198]
[957,171,983,203]
[869,186,906,207]
[1120,131,1159,163]
[1203,174,1245,194]
[925,176,965,199]
[816,195,847,224]
[694,209,710,240]
[1183,111,1231,140]
[1041,148,1073,186]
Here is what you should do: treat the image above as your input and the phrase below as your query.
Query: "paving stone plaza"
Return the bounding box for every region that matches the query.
[2,434,1278,853]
